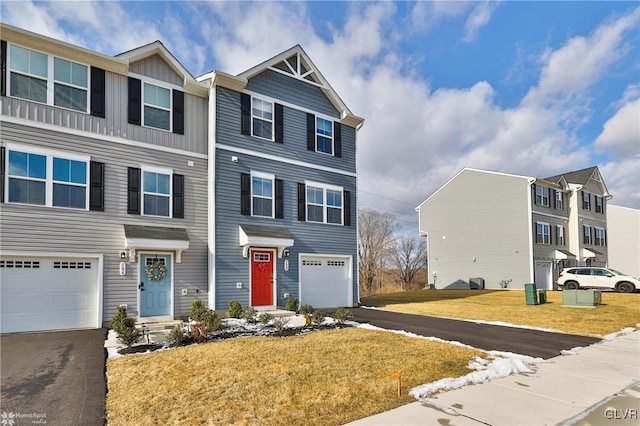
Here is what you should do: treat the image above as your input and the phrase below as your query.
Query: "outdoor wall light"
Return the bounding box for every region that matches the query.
[231,156,238,162]
[119,251,127,260]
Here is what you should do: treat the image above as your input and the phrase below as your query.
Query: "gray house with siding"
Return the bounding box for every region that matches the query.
[198,46,364,310]
[0,25,364,334]
[416,167,611,290]
[0,23,209,333]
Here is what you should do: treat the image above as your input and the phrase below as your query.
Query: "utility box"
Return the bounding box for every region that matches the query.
[562,290,602,308]
[524,283,538,305]
[538,289,547,304]
[470,277,485,290]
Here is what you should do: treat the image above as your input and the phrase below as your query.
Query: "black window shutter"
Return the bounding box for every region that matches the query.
[343,190,351,226]
[532,184,537,205]
[604,229,607,246]
[90,67,106,118]
[128,77,142,125]
[127,167,141,214]
[1,40,7,97]
[173,90,184,135]
[551,190,556,209]
[334,121,342,158]
[0,146,5,202]
[275,179,284,218]
[89,161,104,211]
[275,103,284,143]
[307,113,315,151]
[588,194,592,211]
[241,173,251,215]
[240,93,251,135]
[297,183,306,221]
[173,174,184,218]
[562,227,565,246]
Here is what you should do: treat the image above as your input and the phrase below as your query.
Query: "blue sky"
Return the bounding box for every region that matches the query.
[2,1,639,229]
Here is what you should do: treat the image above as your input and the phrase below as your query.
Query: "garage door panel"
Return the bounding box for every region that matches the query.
[1,257,98,333]
[300,256,350,309]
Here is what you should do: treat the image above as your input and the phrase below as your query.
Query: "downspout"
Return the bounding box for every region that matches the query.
[527,178,535,284]
[207,77,216,310]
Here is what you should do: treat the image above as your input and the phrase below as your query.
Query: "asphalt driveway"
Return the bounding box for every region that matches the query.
[349,308,600,359]
[1,329,107,425]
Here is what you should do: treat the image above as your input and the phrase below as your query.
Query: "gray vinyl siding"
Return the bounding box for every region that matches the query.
[418,170,532,289]
[213,148,357,309]
[129,54,183,86]
[246,70,339,117]
[216,86,356,173]
[0,122,209,322]
[1,73,208,154]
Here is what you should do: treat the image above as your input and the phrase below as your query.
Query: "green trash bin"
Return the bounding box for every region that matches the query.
[524,283,538,305]
[538,289,547,304]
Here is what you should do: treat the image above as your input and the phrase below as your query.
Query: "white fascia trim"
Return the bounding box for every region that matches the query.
[534,211,570,221]
[128,72,184,91]
[527,176,535,283]
[217,144,356,178]
[207,80,217,310]
[5,142,90,162]
[238,227,294,258]
[125,237,189,251]
[1,115,208,160]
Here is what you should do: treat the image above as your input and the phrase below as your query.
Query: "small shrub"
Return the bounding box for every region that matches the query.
[191,323,211,343]
[109,306,140,347]
[228,300,243,318]
[190,299,207,322]
[168,325,192,346]
[311,311,325,325]
[299,304,314,315]
[284,297,298,312]
[272,317,289,332]
[241,306,257,323]
[333,307,352,324]
[201,309,224,331]
[259,312,275,325]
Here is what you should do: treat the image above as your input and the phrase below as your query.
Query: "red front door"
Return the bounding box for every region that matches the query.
[251,250,273,306]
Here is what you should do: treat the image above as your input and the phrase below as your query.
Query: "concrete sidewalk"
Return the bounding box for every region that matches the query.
[346,330,640,426]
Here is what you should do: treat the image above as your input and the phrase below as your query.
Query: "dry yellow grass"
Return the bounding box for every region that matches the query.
[362,290,640,337]
[107,328,482,425]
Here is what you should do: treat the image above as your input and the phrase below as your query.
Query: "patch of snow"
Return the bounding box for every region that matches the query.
[602,327,636,341]
[409,352,544,400]
[419,399,461,416]
[560,347,584,355]
[463,319,564,334]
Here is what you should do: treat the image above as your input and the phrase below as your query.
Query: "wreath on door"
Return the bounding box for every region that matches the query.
[145,261,167,281]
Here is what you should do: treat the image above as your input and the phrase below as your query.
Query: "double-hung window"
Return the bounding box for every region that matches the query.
[556,225,565,246]
[252,97,273,140]
[251,172,274,218]
[595,196,604,213]
[555,191,563,210]
[142,168,171,217]
[595,228,606,246]
[536,222,550,244]
[582,192,591,210]
[535,186,549,207]
[316,117,333,155]
[9,44,89,113]
[6,145,89,209]
[143,82,171,131]
[306,182,343,225]
[583,226,592,245]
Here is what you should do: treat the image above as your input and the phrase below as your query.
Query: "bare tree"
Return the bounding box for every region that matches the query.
[389,235,427,288]
[358,208,396,294]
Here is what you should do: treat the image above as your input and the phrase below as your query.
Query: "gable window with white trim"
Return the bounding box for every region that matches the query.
[582,191,591,211]
[315,117,333,155]
[3,145,99,210]
[251,172,274,218]
[536,222,550,245]
[535,185,550,207]
[583,226,592,245]
[143,82,171,131]
[595,196,604,214]
[8,44,89,113]
[554,191,564,210]
[252,97,273,140]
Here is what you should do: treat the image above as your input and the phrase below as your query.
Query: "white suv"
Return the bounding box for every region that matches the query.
[556,267,639,293]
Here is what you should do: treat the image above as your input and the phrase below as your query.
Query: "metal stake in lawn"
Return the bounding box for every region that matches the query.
[387,370,403,397]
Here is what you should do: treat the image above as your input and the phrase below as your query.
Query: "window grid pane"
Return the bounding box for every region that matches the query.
[10,73,47,103]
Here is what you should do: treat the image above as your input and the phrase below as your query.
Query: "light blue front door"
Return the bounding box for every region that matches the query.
[140,254,171,317]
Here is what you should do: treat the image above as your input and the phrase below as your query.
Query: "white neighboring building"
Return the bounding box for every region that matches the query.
[607,205,640,276]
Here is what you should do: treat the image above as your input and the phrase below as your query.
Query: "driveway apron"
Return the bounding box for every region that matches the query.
[1,329,107,425]
[350,308,600,358]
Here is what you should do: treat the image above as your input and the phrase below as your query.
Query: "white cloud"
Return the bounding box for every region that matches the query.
[600,158,640,208]
[463,1,499,42]
[410,0,498,42]
[595,98,640,159]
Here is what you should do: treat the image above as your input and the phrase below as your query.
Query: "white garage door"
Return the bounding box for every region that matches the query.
[0,257,99,333]
[300,256,351,308]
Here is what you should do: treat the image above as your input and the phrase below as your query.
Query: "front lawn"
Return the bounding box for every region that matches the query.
[106,328,482,425]
[362,290,640,336]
